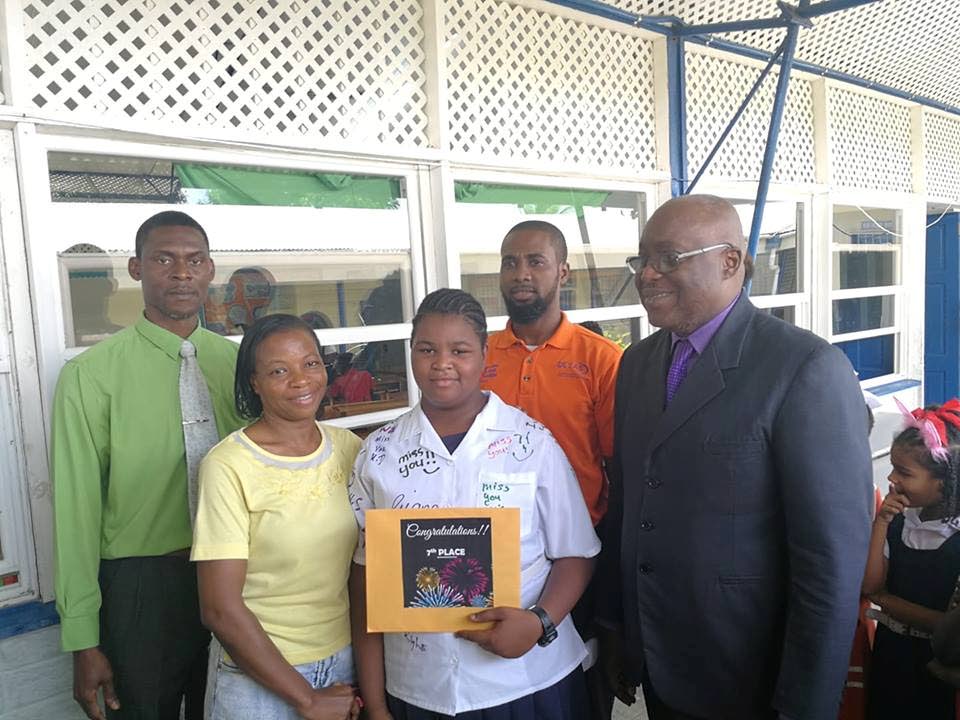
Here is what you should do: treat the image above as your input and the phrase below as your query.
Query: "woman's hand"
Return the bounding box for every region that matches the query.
[877,490,908,524]
[455,607,543,658]
[296,684,358,720]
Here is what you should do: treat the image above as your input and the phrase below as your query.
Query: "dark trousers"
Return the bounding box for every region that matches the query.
[387,666,589,720]
[99,555,210,720]
[641,672,777,720]
[572,516,615,720]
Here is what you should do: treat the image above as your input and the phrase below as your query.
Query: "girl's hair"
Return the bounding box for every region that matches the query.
[411,289,487,347]
[892,402,960,519]
[235,313,322,419]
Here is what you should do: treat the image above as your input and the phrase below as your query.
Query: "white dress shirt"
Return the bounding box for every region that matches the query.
[350,391,600,715]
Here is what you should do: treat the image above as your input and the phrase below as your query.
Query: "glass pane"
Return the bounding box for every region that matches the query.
[835,334,896,380]
[579,317,643,350]
[832,296,895,335]
[726,199,803,296]
[320,339,409,420]
[832,205,901,291]
[50,153,414,346]
[204,255,407,336]
[762,306,796,325]
[452,182,646,317]
[833,251,897,290]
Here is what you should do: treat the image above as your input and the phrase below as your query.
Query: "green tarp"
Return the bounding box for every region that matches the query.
[174,164,402,209]
[454,182,609,216]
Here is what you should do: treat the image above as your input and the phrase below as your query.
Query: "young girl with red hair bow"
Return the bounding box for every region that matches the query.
[862,399,960,720]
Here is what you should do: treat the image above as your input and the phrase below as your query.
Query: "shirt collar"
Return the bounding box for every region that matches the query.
[494,313,574,350]
[410,391,515,453]
[671,292,741,355]
[903,507,960,537]
[135,314,203,361]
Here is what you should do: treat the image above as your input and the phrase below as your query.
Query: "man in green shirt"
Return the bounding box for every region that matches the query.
[52,211,246,720]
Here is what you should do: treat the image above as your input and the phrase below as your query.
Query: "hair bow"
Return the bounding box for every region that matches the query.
[894,397,957,462]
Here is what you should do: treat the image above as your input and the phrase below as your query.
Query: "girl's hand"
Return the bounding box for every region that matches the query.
[296,684,357,720]
[363,707,394,720]
[878,490,908,524]
[455,607,543,658]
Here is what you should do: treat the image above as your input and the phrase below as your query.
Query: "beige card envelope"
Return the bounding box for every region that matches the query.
[365,507,521,633]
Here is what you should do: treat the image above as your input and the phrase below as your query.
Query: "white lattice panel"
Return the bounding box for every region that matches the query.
[827,86,912,193]
[924,112,960,202]
[21,0,428,146]
[604,1,960,110]
[685,50,815,185]
[445,0,657,171]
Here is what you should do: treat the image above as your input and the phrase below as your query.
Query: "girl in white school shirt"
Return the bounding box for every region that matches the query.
[348,288,600,720]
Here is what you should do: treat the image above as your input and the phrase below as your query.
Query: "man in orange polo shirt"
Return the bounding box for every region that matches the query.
[481,219,623,719]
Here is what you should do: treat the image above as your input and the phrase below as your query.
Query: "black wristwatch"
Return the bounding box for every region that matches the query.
[528,605,558,647]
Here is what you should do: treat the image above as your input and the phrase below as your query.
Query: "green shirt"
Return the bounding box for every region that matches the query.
[52,316,247,651]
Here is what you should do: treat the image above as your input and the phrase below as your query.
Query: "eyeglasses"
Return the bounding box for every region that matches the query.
[625,243,735,275]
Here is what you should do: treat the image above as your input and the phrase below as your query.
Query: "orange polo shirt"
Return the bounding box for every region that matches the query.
[481,315,622,525]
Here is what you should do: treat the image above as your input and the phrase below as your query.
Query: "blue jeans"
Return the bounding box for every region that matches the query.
[204,638,355,720]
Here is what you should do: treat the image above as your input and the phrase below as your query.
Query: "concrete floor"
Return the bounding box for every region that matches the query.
[613,697,648,720]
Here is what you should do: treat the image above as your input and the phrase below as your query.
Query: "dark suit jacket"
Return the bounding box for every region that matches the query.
[603,294,873,720]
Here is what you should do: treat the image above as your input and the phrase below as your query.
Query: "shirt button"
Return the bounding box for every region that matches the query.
[640,520,655,531]
[522,376,530,381]
[638,563,652,574]
[525,357,533,364]
[646,476,661,489]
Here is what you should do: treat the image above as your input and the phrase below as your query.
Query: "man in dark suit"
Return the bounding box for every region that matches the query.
[600,195,873,720]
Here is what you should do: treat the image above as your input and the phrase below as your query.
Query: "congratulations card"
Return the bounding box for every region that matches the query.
[365,507,521,632]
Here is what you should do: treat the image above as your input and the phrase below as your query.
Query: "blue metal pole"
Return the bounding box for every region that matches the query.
[745,4,807,295]
[666,34,688,197]
[685,41,785,195]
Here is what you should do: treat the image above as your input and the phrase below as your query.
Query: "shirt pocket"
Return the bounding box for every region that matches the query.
[477,471,537,537]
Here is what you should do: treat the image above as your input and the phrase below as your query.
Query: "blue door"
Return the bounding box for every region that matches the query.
[925,212,960,404]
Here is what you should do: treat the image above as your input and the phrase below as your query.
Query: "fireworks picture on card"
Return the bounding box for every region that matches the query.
[364,507,521,632]
[401,517,494,609]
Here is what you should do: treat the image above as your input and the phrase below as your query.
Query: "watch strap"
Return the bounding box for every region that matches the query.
[528,604,558,647]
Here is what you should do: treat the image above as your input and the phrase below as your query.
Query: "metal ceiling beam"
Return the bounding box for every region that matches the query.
[545,0,959,119]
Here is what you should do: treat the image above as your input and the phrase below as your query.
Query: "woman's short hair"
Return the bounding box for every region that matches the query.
[235,313,322,419]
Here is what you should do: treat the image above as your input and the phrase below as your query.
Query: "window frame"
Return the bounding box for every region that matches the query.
[22,133,433,435]
[443,167,657,344]
[687,183,815,331]
[826,197,909,384]
[0,126,43,606]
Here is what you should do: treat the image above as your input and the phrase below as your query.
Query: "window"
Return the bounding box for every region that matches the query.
[450,181,647,318]
[706,197,808,327]
[830,205,901,380]
[447,179,650,350]
[48,153,421,421]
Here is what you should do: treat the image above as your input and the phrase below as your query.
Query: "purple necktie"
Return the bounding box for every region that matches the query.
[665,338,695,406]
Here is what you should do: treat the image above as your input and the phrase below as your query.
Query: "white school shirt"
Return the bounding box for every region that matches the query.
[884,507,960,557]
[350,391,600,715]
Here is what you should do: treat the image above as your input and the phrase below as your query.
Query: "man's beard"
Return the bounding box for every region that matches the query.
[502,284,558,325]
